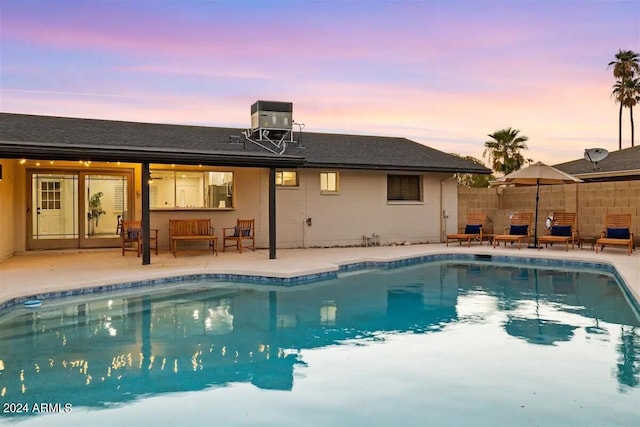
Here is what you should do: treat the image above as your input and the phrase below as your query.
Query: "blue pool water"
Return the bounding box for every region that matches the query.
[0,261,639,427]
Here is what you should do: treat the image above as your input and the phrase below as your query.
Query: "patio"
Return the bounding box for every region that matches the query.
[1,243,638,309]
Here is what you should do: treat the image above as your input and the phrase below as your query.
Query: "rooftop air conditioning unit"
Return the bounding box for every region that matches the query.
[242,100,296,155]
[251,100,293,134]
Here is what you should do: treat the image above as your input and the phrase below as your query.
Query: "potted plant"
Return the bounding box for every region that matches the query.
[88,191,106,229]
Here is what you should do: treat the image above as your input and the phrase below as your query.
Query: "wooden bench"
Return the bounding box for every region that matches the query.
[169,219,217,257]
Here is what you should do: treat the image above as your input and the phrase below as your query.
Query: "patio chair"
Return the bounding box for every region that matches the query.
[537,212,578,251]
[446,212,486,247]
[595,213,634,256]
[121,220,158,257]
[223,218,256,253]
[493,212,533,249]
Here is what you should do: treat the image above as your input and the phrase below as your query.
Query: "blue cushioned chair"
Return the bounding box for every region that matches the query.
[223,218,256,253]
[446,212,486,247]
[121,220,158,257]
[596,213,634,255]
[493,212,533,250]
[538,212,578,252]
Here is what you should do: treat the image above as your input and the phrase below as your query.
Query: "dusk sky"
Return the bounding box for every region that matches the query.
[1,0,639,167]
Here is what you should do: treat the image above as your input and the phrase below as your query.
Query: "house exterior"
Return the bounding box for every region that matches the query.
[554,145,640,182]
[0,109,490,263]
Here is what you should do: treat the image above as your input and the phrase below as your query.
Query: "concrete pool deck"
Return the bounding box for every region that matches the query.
[0,243,638,308]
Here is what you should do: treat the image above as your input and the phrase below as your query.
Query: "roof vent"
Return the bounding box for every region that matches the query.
[243,101,294,155]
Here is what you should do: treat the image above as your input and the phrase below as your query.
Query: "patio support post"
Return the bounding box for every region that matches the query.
[141,162,151,265]
[269,167,276,259]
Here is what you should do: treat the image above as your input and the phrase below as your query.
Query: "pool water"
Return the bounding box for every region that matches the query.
[0,261,639,427]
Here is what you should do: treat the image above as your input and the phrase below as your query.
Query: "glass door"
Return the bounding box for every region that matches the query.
[29,173,79,249]
[28,170,132,250]
[84,174,129,245]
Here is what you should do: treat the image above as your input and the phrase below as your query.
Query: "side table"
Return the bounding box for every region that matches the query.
[579,235,598,251]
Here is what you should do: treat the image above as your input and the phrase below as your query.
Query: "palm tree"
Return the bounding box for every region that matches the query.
[482,127,529,175]
[608,49,640,149]
[612,77,640,148]
[623,77,640,147]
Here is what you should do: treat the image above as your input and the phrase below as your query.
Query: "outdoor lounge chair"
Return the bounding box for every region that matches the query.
[493,212,533,249]
[537,212,578,251]
[596,213,634,256]
[446,212,486,247]
[121,220,158,257]
[223,218,256,253]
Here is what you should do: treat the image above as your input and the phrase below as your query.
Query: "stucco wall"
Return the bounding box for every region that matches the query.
[153,168,456,250]
[0,160,15,261]
[273,169,455,248]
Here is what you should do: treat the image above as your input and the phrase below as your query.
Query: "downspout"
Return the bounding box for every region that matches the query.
[302,170,308,248]
[440,174,455,242]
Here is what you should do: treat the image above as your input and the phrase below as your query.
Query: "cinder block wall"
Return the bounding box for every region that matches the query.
[459,181,640,242]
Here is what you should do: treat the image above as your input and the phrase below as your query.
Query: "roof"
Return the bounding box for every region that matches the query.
[285,131,489,173]
[553,145,640,181]
[0,113,490,174]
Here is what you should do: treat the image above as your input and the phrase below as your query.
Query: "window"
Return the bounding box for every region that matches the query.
[320,172,339,193]
[387,175,422,201]
[150,170,234,209]
[276,171,298,187]
[40,181,61,210]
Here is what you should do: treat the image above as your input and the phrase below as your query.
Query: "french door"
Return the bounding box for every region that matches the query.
[28,170,133,250]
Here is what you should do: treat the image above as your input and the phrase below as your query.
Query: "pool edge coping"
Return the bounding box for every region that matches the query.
[1,251,637,316]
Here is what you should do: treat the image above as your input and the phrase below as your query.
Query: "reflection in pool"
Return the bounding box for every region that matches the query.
[0,262,638,427]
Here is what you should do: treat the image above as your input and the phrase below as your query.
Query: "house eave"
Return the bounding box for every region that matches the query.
[574,169,640,180]
[0,140,307,168]
[304,162,491,174]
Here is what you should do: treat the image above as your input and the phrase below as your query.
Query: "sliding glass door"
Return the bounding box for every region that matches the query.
[28,170,133,250]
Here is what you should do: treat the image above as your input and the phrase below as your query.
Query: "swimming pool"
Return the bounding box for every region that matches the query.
[0,260,638,426]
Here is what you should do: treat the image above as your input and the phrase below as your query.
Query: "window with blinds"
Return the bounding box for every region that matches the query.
[387,175,422,201]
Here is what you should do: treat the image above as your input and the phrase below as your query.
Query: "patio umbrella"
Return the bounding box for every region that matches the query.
[496,161,582,248]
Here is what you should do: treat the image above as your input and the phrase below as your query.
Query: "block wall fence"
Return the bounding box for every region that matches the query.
[458,181,640,243]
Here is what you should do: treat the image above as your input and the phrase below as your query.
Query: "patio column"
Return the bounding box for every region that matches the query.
[141,162,151,265]
[269,167,276,259]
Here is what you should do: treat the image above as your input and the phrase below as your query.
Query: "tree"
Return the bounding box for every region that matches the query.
[482,127,529,175]
[450,154,495,188]
[612,77,640,148]
[622,77,640,148]
[608,49,640,149]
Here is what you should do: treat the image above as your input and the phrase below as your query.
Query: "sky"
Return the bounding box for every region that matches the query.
[1,0,639,167]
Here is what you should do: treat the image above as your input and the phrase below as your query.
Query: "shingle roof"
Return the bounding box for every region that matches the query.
[284,131,489,172]
[0,113,490,174]
[553,145,640,177]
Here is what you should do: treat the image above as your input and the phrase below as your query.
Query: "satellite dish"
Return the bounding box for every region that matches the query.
[584,148,609,170]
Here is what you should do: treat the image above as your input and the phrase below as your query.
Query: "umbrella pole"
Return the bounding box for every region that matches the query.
[529,179,540,249]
